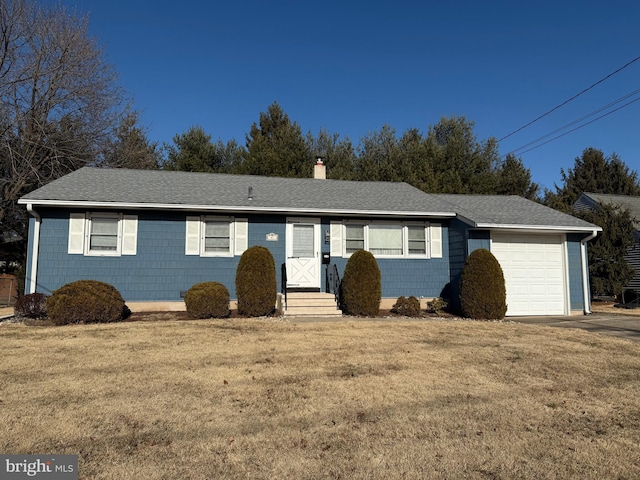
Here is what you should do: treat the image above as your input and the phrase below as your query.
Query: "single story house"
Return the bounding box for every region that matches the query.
[18,165,601,316]
[574,192,640,293]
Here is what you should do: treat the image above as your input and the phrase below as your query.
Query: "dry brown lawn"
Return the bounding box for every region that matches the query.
[1,317,639,479]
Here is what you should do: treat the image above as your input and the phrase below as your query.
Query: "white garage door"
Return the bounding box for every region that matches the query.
[491,233,566,316]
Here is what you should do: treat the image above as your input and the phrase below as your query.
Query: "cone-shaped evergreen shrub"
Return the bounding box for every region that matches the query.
[340,250,381,316]
[459,249,507,320]
[46,280,126,325]
[236,246,277,317]
[184,282,230,319]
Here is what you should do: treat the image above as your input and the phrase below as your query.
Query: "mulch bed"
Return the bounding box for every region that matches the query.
[5,308,458,326]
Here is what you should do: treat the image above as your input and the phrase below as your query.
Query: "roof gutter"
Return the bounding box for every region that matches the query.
[25,203,41,295]
[473,223,603,234]
[455,214,603,234]
[581,230,599,315]
[17,199,457,219]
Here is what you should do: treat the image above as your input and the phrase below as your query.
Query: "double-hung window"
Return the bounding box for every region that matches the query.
[89,216,119,253]
[345,224,365,254]
[407,225,428,256]
[68,212,138,256]
[185,215,248,257]
[203,220,231,255]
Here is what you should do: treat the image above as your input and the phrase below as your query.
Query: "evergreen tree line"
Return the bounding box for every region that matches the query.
[162,102,540,199]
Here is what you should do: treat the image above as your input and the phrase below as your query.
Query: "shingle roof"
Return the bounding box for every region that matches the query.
[580,193,640,225]
[437,194,600,231]
[19,167,455,217]
[19,168,600,231]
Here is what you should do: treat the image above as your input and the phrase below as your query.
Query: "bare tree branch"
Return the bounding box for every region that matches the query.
[0,0,128,261]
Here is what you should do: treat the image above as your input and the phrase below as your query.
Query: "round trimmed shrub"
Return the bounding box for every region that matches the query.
[184,282,230,319]
[14,293,48,319]
[459,249,507,320]
[391,295,421,317]
[236,246,277,317]
[46,280,126,325]
[340,250,381,316]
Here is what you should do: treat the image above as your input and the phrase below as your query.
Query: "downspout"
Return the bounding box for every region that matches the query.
[26,203,41,294]
[580,230,598,315]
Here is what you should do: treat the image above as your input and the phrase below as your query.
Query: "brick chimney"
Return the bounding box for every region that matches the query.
[313,158,326,179]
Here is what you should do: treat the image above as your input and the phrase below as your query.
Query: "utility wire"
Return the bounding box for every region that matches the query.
[498,55,640,142]
[509,96,640,156]
[507,87,640,155]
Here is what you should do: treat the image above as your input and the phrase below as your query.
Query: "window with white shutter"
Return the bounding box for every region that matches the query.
[185,216,246,257]
[337,221,437,258]
[430,224,443,258]
[68,213,86,254]
[68,212,138,257]
[330,222,343,257]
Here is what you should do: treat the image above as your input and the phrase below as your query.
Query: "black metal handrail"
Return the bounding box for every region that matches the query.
[281,263,288,311]
[328,263,341,306]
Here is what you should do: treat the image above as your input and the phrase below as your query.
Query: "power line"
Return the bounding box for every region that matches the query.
[507,87,640,155]
[509,96,640,156]
[498,55,640,142]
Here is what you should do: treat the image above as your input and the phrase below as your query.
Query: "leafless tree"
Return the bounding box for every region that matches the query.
[0,0,129,259]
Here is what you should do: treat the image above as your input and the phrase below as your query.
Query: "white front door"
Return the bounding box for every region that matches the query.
[286,218,321,289]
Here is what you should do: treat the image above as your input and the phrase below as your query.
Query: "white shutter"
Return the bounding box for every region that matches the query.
[68,213,86,254]
[330,222,343,257]
[122,215,138,255]
[234,218,248,255]
[430,223,442,258]
[185,216,201,255]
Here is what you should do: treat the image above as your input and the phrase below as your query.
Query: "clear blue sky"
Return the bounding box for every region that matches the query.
[65,0,639,192]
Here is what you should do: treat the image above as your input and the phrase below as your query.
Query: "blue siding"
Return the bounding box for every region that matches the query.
[35,210,286,300]
[468,230,490,253]
[33,209,453,302]
[567,234,584,311]
[330,222,450,299]
[445,224,491,310]
[446,219,469,309]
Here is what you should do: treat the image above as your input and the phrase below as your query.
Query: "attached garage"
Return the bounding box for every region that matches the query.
[491,233,566,316]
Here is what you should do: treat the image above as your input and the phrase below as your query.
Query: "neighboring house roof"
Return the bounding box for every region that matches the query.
[18,167,600,232]
[438,194,600,233]
[18,167,456,218]
[575,192,640,229]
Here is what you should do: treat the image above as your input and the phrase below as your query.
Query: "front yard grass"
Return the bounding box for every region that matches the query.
[1,318,639,479]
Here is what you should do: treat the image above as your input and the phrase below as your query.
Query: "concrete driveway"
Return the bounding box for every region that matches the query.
[511,312,640,342]
[291,310,640,342]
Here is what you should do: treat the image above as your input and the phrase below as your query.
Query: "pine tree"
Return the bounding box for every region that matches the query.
[241,102,310,177]
[577,204,636,296]
[545,148,640,212]
[544,147,640,297]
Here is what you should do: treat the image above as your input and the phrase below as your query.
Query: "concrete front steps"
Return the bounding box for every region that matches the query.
[283,292,342,317]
